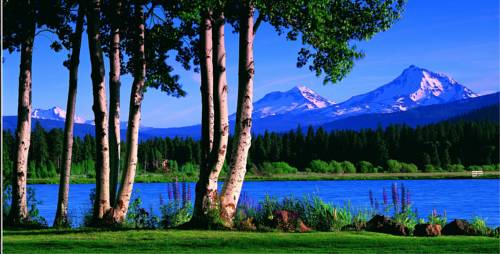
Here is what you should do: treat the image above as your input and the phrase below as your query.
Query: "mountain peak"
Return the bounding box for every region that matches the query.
[333,65,478,114]
[32,106,86,124]
[248,85,335,119]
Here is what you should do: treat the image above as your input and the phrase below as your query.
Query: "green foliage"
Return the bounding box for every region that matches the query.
[341,161,356,174]
[447,164,465,172]
[3,186,48,228]
[308,160,331,173]
[427,209,447,227]
[238,194,371,232]
[400,162,419,173]
[126,194,160,229]
[179,162,199,177]
[159,201,192,228]
[393,206,418,234]
[329,160,343,173]
[260,162,298,175]
[3,119,498,180]
[358,161,377,173]
[387,159,402,173]
[470,217,491,236]
[423,164,436,173]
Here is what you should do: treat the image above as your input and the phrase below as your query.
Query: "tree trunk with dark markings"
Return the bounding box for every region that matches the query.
[110,3,146,223]
[8,0,36,226]
[54,3,85,227]
[220,0,255,226]
[86,0,111,222]
[108,0,122,206]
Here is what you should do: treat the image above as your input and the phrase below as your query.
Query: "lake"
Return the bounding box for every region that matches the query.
[27,179,500,227]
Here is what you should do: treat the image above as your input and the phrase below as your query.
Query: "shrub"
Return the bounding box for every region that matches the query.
[387,159,402,173]
[309,160,330,173]
[428,209,447,227]
[447,164,465,172]
[4,186,48,228]
[393,206,418,234]
[423,164,435,173]
[467,165,482,171]
[179,162,199,177]
[482,164,499,171]
[126,194,159,229]
[341,161,356,173]
[160,181,192,228]
[260,162,298,175]
[358,161,376,173]
[329,160,343,173]
[470,217,491,236]
[400,163,419,173]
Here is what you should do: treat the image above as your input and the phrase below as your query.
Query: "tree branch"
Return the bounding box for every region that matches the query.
[253,13,264,35]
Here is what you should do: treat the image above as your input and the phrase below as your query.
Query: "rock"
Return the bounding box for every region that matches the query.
[366,215,409,236]
[273,210,310,232]
[442,219,477,235]
[414,224,442,237]
[298,219,312,233]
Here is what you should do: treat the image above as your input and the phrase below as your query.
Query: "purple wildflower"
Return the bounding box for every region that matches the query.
[167,182,173,200]
[382,188,388,206]
[391,183,399,213]
[369,190,374,208]
[401,183,406,212]
[406,189,411,207]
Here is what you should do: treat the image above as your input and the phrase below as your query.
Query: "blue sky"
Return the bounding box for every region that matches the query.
[3,0,499,127]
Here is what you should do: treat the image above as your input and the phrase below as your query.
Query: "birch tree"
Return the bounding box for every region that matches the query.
[218,0,405,225]
[86,0,111,222]
[54,1,86,227]
[3,0,68,227]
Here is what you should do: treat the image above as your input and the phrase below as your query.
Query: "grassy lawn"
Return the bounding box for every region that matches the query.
[27,171,500,184]
[3,229,499,253]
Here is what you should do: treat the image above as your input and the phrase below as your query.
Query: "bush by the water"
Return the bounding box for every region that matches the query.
[3,185,48,228]
[260,162,298,175]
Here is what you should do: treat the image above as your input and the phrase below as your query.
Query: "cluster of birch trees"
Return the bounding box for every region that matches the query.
[4,0,404,228]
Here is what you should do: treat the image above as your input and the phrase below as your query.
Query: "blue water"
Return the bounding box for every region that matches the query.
[29,179,500,227]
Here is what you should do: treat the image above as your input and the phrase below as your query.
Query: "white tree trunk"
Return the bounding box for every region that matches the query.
[54,3,85,227]
[87,0,111,221]
[193,12,216,224]
[207,14,229,207]
[111,4,146,223]
[220,1,255,226]
[8,2,35,225]
[108,0,122,206]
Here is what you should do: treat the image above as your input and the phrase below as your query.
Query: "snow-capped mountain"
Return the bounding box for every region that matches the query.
[250,85,335,119]
[310,65,478,122]
[32,106,86,124]
[6,65,491,139]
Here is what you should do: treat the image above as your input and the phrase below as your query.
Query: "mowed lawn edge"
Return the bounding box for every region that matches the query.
[3,229,500,254]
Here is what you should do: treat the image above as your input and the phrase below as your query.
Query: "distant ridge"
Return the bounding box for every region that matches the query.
[3,66,496,139]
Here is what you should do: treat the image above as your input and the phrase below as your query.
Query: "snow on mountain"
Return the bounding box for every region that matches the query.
[316,65,478,119]
[250,85,335,119]
[32,106,86,124]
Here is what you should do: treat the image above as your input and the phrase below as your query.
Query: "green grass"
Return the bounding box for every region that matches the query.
[26,171,500,184]
[3,229,499,253]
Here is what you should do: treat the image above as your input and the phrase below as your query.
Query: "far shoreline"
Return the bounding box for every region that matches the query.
[25,171,500,184]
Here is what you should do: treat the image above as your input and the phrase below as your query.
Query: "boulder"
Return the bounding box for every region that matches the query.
[366,215,409,236]
[442,219,477,235]
[274,210,299,232]
[414,223,442,237]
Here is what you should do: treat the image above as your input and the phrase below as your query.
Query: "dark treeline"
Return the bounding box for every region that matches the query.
[3,120,498,181]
